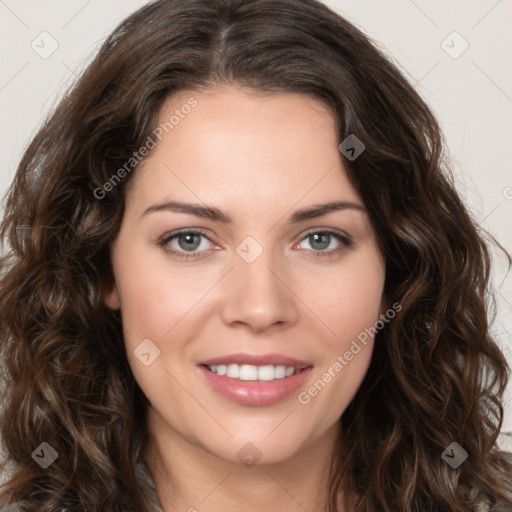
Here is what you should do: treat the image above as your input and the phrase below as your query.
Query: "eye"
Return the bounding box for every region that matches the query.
[158,228,353,261]
[158,230,215,260]
[295,230,352,257]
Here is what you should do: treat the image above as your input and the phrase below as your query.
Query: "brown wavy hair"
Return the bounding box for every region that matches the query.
[1,0,511,510]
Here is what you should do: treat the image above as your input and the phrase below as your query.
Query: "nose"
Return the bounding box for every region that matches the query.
[220,249,300,334]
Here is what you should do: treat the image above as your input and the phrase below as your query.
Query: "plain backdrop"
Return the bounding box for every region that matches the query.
[0,0,511,454]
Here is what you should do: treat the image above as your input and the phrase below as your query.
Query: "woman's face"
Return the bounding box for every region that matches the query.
[106,86,386,465]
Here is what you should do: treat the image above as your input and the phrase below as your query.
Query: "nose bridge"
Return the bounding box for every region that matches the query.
[220,236,299,332]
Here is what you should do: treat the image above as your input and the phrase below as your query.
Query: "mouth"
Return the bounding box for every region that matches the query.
[197,353,313,406]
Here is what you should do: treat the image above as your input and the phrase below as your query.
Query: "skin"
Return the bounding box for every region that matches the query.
[105,86,386,512]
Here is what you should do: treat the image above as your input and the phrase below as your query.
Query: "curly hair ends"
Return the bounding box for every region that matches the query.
[0,0,511,510]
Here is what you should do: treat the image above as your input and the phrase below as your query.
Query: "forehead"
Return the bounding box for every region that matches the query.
[129,86,362,211]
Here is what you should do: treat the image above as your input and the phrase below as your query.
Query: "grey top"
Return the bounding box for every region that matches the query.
[137,458,512,512]
[136,461,165,512]
[1,457,511,511]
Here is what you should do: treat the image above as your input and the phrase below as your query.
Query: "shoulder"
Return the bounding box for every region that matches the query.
[487,451,512,512]
[490,499,512,512]
[136,460,165,512]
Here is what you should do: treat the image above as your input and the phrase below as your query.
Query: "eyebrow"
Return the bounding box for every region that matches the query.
[141,200,365,224]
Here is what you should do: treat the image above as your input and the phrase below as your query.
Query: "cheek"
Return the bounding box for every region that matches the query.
[296,249,384,411]
[303,249,385,343]
[320,252,384,411]
[113,246,212,343]
[112,246,224,397]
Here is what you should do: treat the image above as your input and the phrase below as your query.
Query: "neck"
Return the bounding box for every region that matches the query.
[144,408,343,512]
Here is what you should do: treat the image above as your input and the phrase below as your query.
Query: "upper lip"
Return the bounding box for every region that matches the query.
[199,352,313,369]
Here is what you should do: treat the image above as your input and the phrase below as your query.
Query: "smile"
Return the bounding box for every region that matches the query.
[204,363,298,381]
[198,353,313,405]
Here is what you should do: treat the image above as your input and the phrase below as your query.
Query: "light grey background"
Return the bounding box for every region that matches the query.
[0,0,511,452]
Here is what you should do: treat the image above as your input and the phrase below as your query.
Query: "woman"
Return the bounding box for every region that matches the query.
[0,0,511,510]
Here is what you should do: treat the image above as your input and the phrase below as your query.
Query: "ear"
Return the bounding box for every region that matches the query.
[104,282,121,310]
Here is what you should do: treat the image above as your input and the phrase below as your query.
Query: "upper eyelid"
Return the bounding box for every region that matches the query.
[161,228,212,244]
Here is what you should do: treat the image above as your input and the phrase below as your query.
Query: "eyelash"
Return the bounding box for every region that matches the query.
[157,229,353,261]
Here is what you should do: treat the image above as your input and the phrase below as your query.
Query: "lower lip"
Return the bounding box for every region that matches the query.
[199,365,313,406]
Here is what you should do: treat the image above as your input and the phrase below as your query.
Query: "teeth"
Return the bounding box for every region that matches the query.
[258,365,276,381]
[227,364,240,378]
[206,363,298,381]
